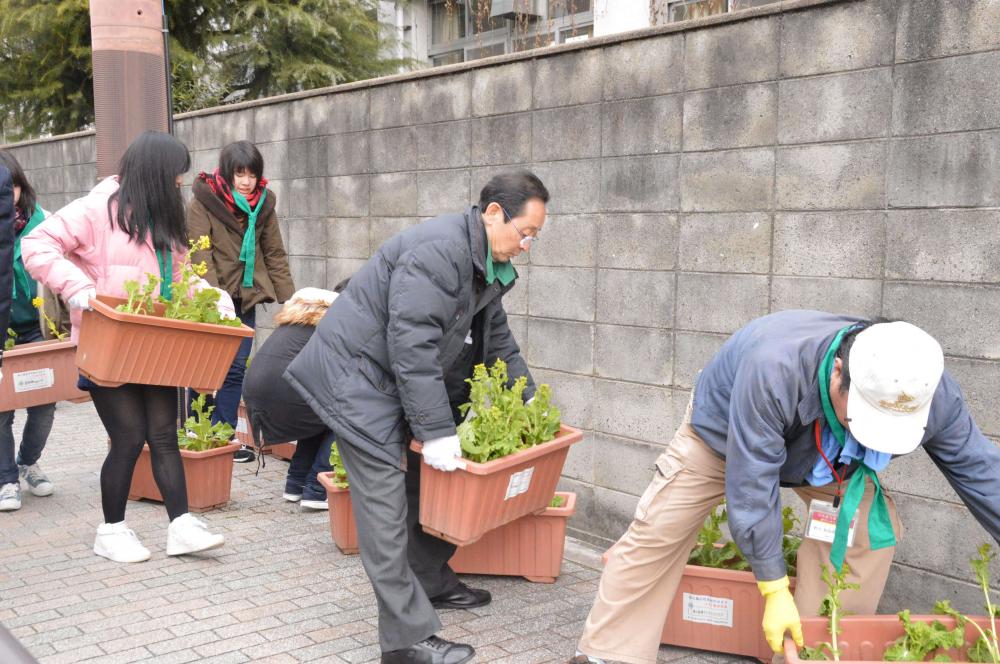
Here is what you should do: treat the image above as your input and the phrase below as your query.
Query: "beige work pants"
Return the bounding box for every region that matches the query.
[577,401,902,664]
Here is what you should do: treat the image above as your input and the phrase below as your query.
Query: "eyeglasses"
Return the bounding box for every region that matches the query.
[499,206,539,250]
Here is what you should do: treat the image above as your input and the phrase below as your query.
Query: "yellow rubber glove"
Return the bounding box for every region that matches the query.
[758,576,804,653]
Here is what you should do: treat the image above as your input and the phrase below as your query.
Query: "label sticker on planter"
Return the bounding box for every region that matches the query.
[504,467,534,500]
[681,592,734,627]
[13,368,55,393]
[236,417,248,434]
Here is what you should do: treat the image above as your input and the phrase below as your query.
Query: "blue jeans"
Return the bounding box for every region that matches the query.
[191,305,255,429]
[285,430,334,499]
[0,328,57,485]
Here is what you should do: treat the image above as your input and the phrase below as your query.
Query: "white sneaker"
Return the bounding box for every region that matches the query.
[94,522,151,562]
[19,463,54,496]
[0,483,21,511]
[166,513,225,556]
[282,492,302,502]
[300,498,328,511]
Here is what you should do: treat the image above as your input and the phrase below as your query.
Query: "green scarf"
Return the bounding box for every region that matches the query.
[818,326,896,570]
[12,206,46,299]
[156,248,173,301]
[485,234,517,286]
[233,189,267,289]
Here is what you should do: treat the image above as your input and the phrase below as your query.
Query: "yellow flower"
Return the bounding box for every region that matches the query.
[197,235,211,251]
[31,297,44,309]
[193,261,208,277]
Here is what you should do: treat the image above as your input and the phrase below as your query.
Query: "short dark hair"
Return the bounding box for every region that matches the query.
[219,140,264,187]
[0,150,36,220]
[835,317,896,393]
[478,170,549,219]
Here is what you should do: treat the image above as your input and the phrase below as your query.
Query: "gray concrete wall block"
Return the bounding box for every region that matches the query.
[680,148,774,212]
[29,166,64,196]
[531,159,601,214]
[417,169,472,218]
[893,493,994,584]
[596,269,674,327]
[592,379,673,444]
[63,163,97,194]
[528,267,596,321]
[883,282,1000,359]
[778,68,893,144]
[323,91,369,135]
[673,331,727,389]
[561,434,594,483]
[369,217,420,254]
[61,135,96,166]
[371,82,411,129]
[327,257,368,291]
[888,131,1000,208]
[592,435,662,494]
[774,211,885,279]
[257,141,289,181]
[532,105,602,162]
[505,265,528,316]
[678,212,771,274]
[253,103,291,144]
[531,368,595,432]
[533,50,603,109]
[410,73,472,125]
[595,324,672,386]
[945,357,1000,438]
[598,214,678,271]
[602,95,682,157]
[288,96,337,138]
[881,565,985,616]
[507,313,527,347]
[470,113,532,166]
[288,178,329,218]
[326,133,370,176]
[683,83,777,151]
[528,214,597,268]
[268,179,290,218]
[893,51,1000,136]
[895,0,1000,62]
[604,34,683,101]
[205,110,255,151]
[676,273,768,334]
[287,137,329,179]
[285,218,329,257]
[601,154,679,213]
[472,61,533,117]
[685,17,778,89]
[327,174,371,218]
[771,276,882,319]
[370,126,418,173]
[886,209,1000,283]
[525,318,594,374]
[780,0,895,77]
[368,172,415,217]
[881,444,961,504]
[187,149,220,184]
[776,142,886,210]
[326,218,371,260]
[414,121,471,170]
[288,256,327,291]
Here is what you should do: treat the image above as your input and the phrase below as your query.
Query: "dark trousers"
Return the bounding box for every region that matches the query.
[191,305,255,428]
[335,439,459,652]
[285,430,334,497]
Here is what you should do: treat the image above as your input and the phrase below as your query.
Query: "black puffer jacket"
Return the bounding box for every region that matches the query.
[285,206,534,467]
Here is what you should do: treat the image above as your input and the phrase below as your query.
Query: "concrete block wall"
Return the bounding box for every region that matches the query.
[6,0,1000,612]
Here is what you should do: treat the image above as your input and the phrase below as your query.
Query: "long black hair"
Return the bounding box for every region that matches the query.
[0,150,37,220]
[218,140,264,187]
[107,131,191,251]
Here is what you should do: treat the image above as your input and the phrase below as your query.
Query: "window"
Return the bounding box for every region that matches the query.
[431,50,464,66]
[664,0,779,22]
[431,0,465,44]
[548,0,593,19]
[469,0,505,34]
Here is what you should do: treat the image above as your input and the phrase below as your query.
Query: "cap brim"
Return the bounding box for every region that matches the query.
[846,383,929,455]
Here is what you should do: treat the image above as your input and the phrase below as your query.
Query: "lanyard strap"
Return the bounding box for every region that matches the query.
[233,189,267,289]
[156,248,173,301]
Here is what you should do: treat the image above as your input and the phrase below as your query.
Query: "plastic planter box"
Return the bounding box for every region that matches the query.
[410,423,582,546]
[78,295,253,393]
[270,442,297,461]
[128,442,240,512]
[235,402,273,455]
[317,471,358,554]
[0,339,88,410]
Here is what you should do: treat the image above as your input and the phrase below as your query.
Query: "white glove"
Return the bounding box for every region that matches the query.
[68,288,96,311]
[215,288,236,320]
[421,435,463,472]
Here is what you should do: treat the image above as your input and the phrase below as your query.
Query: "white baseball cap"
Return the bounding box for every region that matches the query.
[846,322,944,455]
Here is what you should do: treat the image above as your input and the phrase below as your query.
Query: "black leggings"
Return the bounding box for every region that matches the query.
[90,383,188,523]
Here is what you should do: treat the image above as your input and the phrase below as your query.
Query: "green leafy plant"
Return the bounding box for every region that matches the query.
[931,545,1000,664]
[328,442,348,489]
[799,563,859,661]
[549,494,566,508]
[884,607,966,662]
[686,502,801,576]
[456,359,561,463]
[4,328,16,351]
[177,394,235,451]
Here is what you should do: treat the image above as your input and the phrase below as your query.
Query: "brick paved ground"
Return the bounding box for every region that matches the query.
[0,401,753,664]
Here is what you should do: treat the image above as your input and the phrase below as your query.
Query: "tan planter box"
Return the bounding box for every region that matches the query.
[0,340,88,410]
[128,442,240,512]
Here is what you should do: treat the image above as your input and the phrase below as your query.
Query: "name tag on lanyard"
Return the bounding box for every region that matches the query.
[805,499,857,547]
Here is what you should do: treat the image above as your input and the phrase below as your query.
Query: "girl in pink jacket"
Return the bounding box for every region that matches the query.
[22,131,231,564]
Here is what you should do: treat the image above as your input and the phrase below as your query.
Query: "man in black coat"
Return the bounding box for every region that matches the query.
[0,165,16,380]
[286,170,549,664]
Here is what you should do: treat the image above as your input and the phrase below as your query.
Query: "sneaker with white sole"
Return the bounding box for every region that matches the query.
[282,491,302,502]
[19,463,53,497]
[0,482,21,511]
[166,513,225,556]
[94,521,151,562]
[300,498,328,510]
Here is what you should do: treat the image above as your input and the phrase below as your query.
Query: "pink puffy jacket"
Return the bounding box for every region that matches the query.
[21,176,235,341]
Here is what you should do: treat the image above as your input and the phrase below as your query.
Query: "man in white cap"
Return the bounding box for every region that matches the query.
[570,310,1000,664]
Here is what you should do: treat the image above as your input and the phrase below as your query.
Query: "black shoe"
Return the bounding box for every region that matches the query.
[429,581,491,610]
[233,446,256,463]
[381,636,475,664]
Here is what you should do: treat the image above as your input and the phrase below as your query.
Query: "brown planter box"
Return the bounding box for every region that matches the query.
[784,615,994,664]
[449,491,575,583]
[317,472,358,554]
[270,442,297,461]
[0,340,89,410]
[128,441,240,512]
[78,295,253,393]
[235,401,271,455]
[410,424,583,546]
